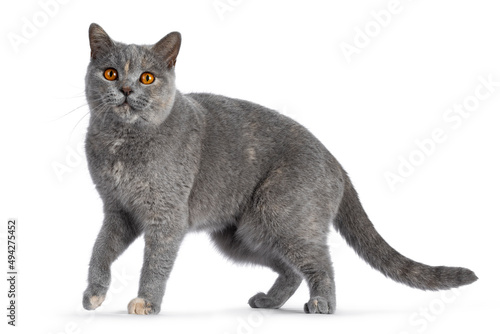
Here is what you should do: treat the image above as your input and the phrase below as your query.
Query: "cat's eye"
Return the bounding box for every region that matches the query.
[140,72,155,85]
[104,68,118,81]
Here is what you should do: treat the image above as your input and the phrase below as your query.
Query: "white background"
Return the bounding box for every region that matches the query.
[1,0,499,333]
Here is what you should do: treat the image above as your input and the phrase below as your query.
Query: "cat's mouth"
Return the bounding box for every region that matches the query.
[117,100,142,115]
[113,101,135,120]
[113,101,149,124]
[119,101,133,109]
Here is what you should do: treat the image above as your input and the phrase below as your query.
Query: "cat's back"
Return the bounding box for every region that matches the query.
[187,92,332,158]
[186,92,341,183]
[187,92,312,146]
[187,92,283,126]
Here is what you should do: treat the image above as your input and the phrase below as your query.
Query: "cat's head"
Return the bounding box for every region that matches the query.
[85,23,181,127]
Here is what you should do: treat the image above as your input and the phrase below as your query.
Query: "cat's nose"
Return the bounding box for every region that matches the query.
[121,86,133,96]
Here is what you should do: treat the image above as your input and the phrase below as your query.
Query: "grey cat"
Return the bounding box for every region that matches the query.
[82,23,477,315]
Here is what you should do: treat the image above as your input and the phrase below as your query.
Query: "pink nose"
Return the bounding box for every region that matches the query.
[121,86,133,96]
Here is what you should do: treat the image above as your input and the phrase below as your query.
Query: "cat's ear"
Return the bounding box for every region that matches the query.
[89,23,114,59]
[152,32,181,69]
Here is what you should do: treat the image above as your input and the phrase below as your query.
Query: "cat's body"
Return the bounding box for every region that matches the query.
[83,23,477,315]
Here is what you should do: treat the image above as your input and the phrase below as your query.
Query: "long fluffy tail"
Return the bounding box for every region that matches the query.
[333,172,477,290]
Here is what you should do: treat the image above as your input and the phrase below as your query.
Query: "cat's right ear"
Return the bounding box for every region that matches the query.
[89,23,114,59]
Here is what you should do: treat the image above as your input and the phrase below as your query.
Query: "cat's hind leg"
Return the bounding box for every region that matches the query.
[210,225,302,309]
[248,268,302,309]
[242,165,340,314]
[267,219,336,314]
[261,237,336,314]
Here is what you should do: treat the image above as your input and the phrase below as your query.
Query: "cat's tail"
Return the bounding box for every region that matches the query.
[333,171,478,290]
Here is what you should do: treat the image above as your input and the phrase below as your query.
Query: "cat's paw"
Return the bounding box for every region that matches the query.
[248,292,283,309]
[82,291,106,311]
[303,296,334,314]
[127,297,159,315]
[83,284,108,310]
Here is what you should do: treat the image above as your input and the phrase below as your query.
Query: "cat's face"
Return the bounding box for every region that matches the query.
[86,24,181,127]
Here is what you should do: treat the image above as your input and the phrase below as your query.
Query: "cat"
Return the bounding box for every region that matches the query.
[82,23,477,315]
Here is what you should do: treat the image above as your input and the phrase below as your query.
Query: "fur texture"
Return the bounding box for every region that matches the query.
[82,23,477,315]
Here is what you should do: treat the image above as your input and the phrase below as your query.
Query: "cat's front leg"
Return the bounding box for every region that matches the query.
[83,208,140,311]
[128,219,187,315]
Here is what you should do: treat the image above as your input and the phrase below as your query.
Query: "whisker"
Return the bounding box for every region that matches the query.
[51,103,90,122]
[87,103,111,131]
[70,99,108,137]
[70,111,90,137]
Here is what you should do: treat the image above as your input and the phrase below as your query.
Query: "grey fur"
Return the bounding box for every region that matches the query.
[82,23,477,315]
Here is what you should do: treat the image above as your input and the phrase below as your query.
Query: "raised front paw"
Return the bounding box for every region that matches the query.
[82,288,106,311]
[128,297,160,315]
[303,296,335,314]
[83,283,109,310]
[248,292,284,309]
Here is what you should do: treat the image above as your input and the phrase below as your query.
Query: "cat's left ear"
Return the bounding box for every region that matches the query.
[152,32,181,69]
[89,23,114,59]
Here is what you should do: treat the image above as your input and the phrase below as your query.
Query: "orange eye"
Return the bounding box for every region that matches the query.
[104,68,118,81]
[140,72,155,85]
